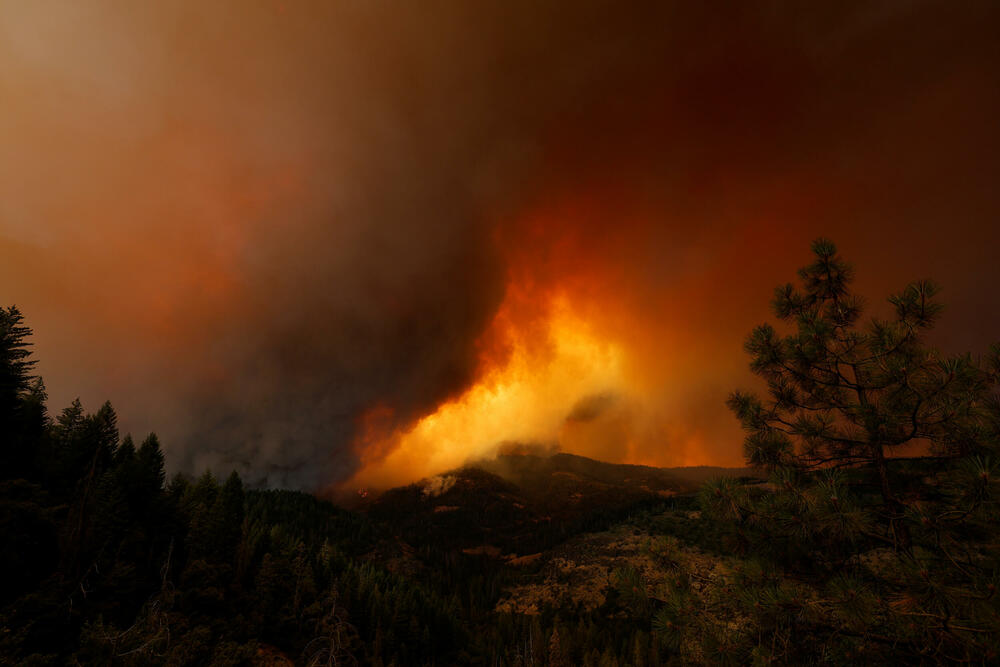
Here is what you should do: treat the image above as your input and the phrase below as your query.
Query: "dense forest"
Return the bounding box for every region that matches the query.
[2,240,999,665]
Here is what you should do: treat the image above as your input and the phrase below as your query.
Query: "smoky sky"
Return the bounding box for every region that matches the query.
[1,1,999,489]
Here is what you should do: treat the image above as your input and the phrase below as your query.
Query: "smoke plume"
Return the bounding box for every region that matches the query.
[1,1,998,489]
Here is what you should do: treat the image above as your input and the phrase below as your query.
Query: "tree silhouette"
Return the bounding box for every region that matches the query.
[704,239,1000,662]
[0,306,38,478]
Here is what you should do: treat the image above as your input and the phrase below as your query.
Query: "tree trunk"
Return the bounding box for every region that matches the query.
[871,442,912,551]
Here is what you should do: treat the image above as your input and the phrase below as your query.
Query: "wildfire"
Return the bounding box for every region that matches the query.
[343,198,747,491]
[347,288,633,489]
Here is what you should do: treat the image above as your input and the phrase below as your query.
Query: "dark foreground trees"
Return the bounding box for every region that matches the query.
[0,303,666,666]
[697,239,1000,662]
[4,237,999,665]
[0,307,462,666]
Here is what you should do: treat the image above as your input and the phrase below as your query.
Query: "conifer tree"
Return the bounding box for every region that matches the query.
[215,470,245,561]
[0,306,34,416]
[0,306,37,478]
[547,626,567,667]
[706,239,1000,662]
[137,434,166,489]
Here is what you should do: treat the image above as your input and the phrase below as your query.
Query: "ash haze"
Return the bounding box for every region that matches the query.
[1,1,999,490]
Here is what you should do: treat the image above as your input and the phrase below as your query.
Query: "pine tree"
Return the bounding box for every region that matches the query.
[183,470,219,561]
[547,626,567,667]
[0,306,38,478]
[18,377,48,478]
[304,588,360,666]
[137,433,166,501]
[0,306,35,418]
[214,470,245,561]
[55,398,85,442]
[706,239,1000,662]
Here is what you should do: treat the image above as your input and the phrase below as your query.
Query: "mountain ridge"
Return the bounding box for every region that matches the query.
[361,452,753,555]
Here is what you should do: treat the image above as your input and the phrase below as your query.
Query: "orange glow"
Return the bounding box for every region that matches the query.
[347,198,747,489]
[3,1,999,493]
[348,290,631,489]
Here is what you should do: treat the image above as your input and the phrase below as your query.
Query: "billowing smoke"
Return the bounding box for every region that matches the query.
[1,1,999,489]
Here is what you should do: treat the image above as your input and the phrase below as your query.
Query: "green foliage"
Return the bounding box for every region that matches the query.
[0,306,35,415]
[0,302,752,666]
[0,306,42,480]
[0,306,472,666]
[5,250,998,667]
[612,565,649,616]
[706,239,1000,663]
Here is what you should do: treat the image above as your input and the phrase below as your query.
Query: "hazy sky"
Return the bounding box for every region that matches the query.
[2,1,998,490]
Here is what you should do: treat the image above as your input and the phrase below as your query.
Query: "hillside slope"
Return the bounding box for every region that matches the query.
[365,452,751,554]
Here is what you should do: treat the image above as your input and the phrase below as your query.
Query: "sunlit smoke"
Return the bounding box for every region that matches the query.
[2,1,999,491]
[347,238,730,490]
[349,291,631,488]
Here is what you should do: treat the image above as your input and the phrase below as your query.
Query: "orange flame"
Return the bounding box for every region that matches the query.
[348,288,633,489]
[346,193,754,490]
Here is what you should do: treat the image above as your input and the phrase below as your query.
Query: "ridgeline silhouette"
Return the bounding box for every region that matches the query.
[1,240,998,664]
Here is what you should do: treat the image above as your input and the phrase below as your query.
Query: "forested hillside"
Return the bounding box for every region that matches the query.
[0,303,703,666]
[2,241,1000,665]
[0,304,464,665]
